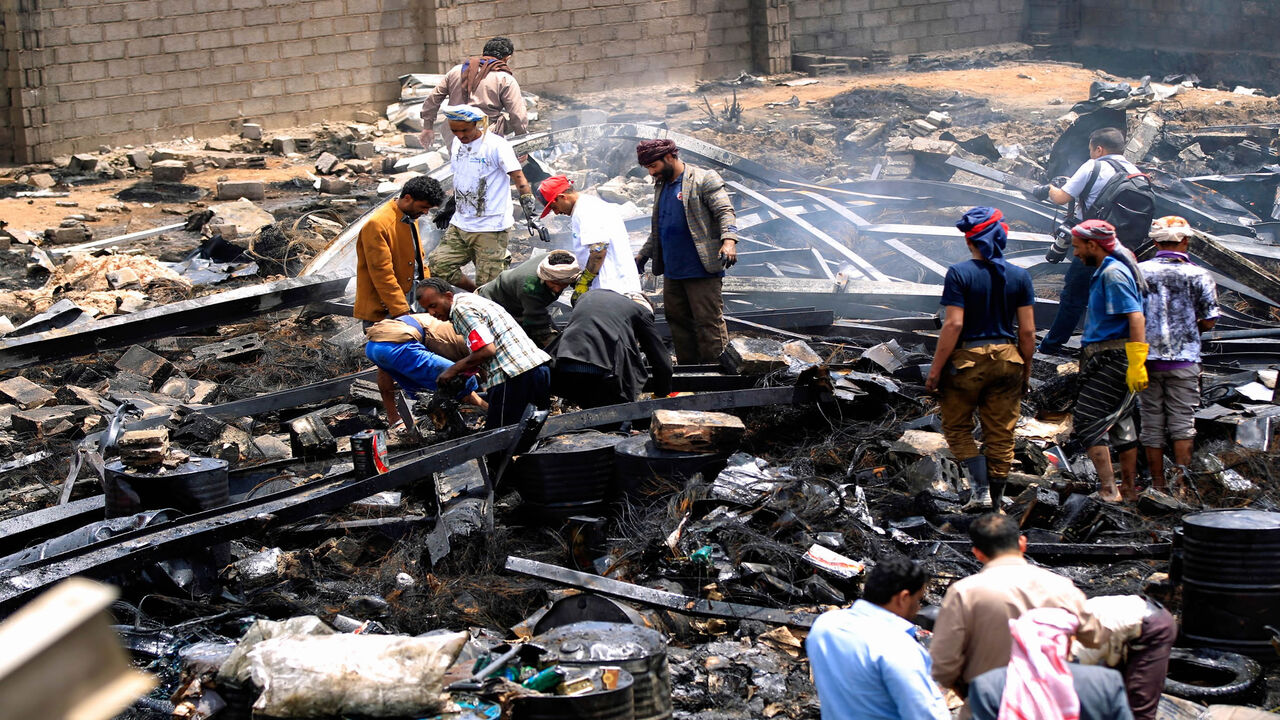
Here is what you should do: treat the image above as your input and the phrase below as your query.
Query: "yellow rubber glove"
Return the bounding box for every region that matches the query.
[1125,341,1149,394]
[571,270,596,304]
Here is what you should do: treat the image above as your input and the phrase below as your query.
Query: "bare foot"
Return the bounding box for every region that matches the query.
[1095,489,1124,503]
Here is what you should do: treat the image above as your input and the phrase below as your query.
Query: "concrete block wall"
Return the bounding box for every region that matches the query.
[1078,0,1280,55]
[0,10,11,160]
[425,0,758,94]
[789,0,1025,56]
[1,0,425,162]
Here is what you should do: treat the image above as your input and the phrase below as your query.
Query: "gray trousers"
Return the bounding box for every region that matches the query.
[1138,364,1200,446]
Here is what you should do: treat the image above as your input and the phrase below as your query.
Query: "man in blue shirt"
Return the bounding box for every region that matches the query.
[925,207,1036,513]
[1069,220,1148,503]
[634,139,739,364]
[807,556,949,720]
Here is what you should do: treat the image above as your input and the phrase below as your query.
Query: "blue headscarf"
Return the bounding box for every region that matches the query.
[956,206,1008,278]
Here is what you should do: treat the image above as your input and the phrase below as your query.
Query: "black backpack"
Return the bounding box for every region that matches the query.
[1080,158,1156,248]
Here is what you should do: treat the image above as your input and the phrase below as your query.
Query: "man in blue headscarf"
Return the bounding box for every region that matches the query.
[925,208,1038,512]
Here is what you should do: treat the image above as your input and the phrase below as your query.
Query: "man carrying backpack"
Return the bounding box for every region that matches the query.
[1032,128,1152,356]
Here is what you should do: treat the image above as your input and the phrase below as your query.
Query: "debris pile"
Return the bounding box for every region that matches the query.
[3,53,1280,718]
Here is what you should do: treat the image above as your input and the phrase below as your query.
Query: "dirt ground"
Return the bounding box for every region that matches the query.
[4,56,1277,239]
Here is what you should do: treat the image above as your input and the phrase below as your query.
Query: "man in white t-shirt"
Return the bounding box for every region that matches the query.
[536,175,644,303]
[428,104,535,292]
[1032,127,1140,355]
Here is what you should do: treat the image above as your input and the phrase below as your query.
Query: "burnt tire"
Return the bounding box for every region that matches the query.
[1162,647,1262,704]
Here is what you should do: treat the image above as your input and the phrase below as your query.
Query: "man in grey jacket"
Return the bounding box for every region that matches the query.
[634,139,739,364]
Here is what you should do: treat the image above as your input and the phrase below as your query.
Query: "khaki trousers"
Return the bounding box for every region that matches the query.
[939,343,1025,477]
[663,276,728,364]
[429,225,512,287]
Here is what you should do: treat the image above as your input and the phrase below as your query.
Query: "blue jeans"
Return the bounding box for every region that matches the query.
[1039,257,1091,352]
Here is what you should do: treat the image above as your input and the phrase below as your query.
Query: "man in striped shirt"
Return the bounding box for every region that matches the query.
[415,277,551,429]
[1068,220,1148,503]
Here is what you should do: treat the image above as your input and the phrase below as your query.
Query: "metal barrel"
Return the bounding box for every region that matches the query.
[536,621,672,720]
[1181,509,1280,657]
[103,456,229,518]
[511,668,635,720]
[511,432,623,521]
[613,435,729,499]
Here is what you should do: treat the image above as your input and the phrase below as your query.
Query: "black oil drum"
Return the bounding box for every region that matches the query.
[103,456,230,519]
[1181,509,1280,657]
[510,432,624,520]
[613,435,729,499]
[511,668,635,720]
[536,621,672,720]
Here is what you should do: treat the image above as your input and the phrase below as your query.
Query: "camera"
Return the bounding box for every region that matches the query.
[1045,219,1076,264]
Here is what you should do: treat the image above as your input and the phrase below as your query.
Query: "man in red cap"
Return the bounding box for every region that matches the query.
[633,139,739,364]
[538,176,644,303]
[1069,219,1148,503]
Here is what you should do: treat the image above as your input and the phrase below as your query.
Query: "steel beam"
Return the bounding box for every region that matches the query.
[505,556,819,629]
[186,368,378,419]
[793,190,950,281]
[0,271,352,369]
[722,276,947,316]
[726,181,890,281]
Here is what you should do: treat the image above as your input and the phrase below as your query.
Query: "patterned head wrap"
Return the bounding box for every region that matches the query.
[636,139,678,166]
[1150,215,1194,244]
[442,105,485,123]
[1071,219,1118,252]
[537,250,581,283]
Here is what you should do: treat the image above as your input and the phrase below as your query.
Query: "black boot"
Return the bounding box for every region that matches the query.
[962,456,992,512]
[989,476,1007,514]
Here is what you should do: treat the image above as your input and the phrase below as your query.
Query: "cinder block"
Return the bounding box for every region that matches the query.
[318,177,352,194]
[151,160,187,183]
[216,181,265,201]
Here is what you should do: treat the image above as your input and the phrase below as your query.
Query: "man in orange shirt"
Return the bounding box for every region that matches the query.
[354,176,445,325]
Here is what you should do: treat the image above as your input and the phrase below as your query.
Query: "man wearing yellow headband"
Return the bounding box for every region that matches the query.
[1136,217,1218,495]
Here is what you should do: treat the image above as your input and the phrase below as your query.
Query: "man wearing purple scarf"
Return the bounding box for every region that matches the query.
[1136,216,1218,495]
[926,207,1037,512]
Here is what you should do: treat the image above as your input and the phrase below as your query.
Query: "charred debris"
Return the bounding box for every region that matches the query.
[3,57,1280,718]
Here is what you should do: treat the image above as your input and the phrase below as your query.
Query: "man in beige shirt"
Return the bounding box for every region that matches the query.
[930,513,1104,716]
[418,37,528,147]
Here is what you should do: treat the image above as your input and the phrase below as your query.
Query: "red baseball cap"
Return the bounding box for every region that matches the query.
[538,176,573,218]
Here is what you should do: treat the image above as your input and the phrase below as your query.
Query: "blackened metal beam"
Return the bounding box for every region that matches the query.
[943,156,1038,192]
[187,368,378,419]
[0,271,352,369]
[726,181,891,282]
[794,191,950,281]
[505,556,819,628]
[721,276,946,316]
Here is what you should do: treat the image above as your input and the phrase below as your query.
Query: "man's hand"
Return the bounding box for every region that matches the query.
[925,367,942,392]
[718,239,737,267]
[419,128,435,148]
[635,254,649,273]
[437,365,458,385]
[1030,184,1052,201]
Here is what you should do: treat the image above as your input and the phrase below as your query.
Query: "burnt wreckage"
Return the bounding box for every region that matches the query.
[3,115,1280,718]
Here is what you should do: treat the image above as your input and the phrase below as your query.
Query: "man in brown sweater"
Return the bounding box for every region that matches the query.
[354,176,445,325]
[930,513,1104,718]
[418,37,527,146]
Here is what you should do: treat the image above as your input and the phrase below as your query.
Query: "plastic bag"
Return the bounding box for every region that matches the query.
[246,631,467,717]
